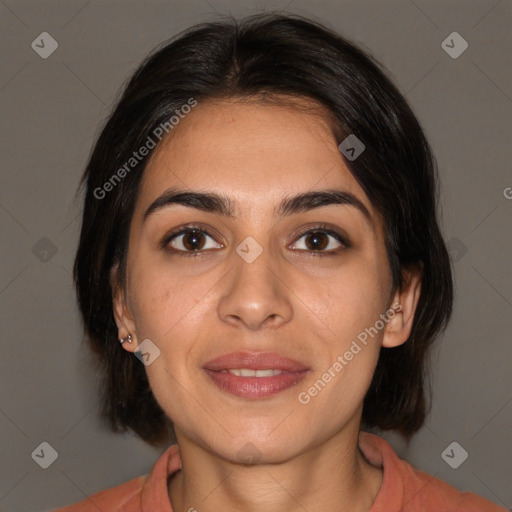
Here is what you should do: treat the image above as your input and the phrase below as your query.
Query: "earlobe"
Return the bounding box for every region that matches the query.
[381,264,422,349]
[111,264,138,352]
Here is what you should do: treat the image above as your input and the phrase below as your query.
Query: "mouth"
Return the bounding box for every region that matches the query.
[203,351,310,399]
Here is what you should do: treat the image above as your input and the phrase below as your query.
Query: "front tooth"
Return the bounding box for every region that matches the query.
[255,369,282,377]
[227,369,283,377]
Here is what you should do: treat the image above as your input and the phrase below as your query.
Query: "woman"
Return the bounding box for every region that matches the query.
[55,12,506,512]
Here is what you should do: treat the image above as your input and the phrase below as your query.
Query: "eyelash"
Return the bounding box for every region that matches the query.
[160,223,351,259]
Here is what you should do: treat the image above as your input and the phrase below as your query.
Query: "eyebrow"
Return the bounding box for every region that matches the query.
[143,187,372,225]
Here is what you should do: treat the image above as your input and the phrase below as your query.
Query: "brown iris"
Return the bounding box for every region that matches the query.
[304,231,328,251]
[182,230,206,251]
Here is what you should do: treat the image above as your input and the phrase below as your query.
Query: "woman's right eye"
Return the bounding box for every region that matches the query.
[162,227,223,257]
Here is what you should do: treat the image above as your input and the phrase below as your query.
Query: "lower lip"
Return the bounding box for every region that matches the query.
[203,369,309,399]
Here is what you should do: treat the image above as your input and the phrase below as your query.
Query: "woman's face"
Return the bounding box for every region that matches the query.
[114,98,415,462]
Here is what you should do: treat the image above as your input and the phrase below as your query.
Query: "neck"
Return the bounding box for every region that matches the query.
[168,423,383,512]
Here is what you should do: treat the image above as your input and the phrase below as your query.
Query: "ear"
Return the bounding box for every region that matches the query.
[381,263,422,349]
[111,263,138,353]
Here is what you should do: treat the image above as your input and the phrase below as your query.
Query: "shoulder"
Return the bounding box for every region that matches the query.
[51,443,181,512]
[410,466,507,512]
[359,431,507,512]
[52,475,146,512]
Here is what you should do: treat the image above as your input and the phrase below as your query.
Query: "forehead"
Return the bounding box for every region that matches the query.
[137,98,375,220]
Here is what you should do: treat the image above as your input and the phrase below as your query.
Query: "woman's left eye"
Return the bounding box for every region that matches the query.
[290,228,349,255]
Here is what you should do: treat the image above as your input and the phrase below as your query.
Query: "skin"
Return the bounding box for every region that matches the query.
[113,97,422,512]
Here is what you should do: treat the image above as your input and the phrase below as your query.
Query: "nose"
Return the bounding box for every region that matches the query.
[217,247,293,330]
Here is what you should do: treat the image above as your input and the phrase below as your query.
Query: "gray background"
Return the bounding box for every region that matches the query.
[0,0,511,510]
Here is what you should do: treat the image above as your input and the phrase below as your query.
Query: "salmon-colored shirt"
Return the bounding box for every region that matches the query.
[53,431,506,511]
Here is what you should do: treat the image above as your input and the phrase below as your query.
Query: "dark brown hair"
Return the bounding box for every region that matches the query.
[74,12,453,446]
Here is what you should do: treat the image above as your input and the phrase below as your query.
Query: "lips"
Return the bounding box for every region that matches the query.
[203,351,310,372]
[202,351,310,399]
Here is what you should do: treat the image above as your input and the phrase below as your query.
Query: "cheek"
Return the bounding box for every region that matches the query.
[128,260,217,346]
[303,257,387,344]
[299,255,387,400]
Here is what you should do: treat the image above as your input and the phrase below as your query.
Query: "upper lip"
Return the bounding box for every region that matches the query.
[203,351,310,372]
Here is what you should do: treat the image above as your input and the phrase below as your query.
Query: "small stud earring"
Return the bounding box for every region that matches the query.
[119,334,132,344]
